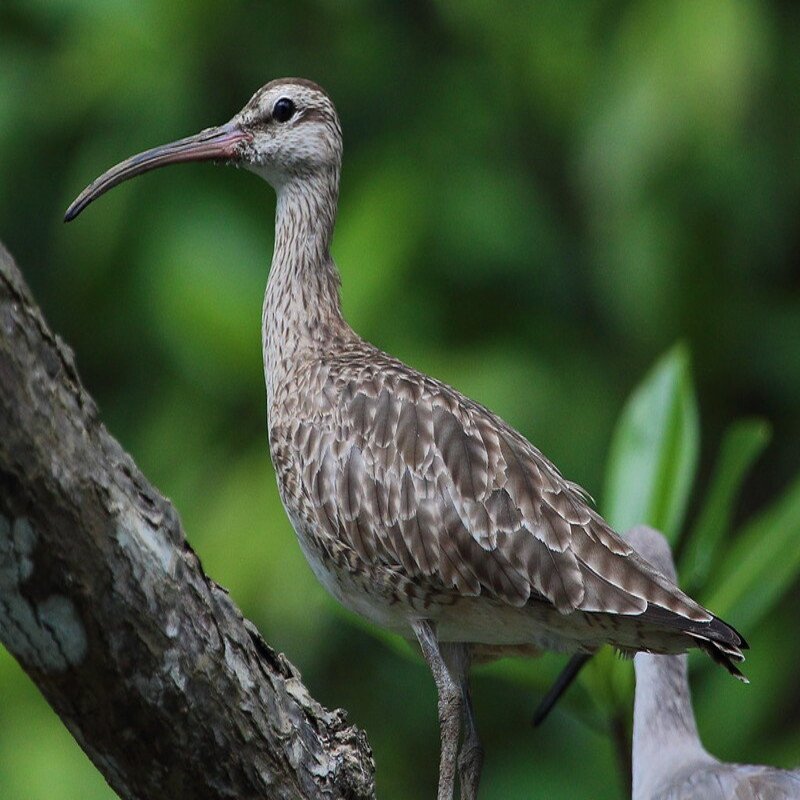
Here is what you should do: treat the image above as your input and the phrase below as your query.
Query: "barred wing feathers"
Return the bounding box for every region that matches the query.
[281,350,744,666]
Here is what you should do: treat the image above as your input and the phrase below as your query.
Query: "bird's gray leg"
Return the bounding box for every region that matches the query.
[413,620,463,800]
[444,645,483,800]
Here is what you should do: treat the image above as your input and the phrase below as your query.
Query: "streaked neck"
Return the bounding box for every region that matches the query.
[262,168,348,398]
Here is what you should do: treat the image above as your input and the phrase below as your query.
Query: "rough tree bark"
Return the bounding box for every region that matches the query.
[0,240,376,800]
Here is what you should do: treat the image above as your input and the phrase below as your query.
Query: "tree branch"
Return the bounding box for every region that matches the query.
[0,241,375,800]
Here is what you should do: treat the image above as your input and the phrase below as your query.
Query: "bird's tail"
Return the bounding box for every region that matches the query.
[689,614,749,683]
[532,612,748,726]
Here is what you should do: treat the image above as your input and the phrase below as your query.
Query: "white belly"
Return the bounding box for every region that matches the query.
[287,507,582,653]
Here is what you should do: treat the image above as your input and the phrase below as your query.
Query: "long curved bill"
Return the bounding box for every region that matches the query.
[64,122,252,222]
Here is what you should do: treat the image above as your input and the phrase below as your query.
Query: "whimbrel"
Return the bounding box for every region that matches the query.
[626,526,799,800]
[66,78,748,800]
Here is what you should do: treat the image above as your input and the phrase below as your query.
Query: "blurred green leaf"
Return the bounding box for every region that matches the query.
[480,651,609,735]
[602,343,699,541]
[706,474,800,630]
[680,418,771,591]
[581,647,634,719]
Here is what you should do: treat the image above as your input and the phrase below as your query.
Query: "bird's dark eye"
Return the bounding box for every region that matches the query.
[273,98,296,123]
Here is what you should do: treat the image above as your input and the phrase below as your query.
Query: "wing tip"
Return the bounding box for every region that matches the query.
[691,615,749,683]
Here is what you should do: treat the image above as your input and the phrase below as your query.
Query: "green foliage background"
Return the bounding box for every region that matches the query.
[1,1,799,797]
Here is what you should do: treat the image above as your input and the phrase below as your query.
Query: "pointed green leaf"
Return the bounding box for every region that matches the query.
[680,418,771,591]
[708,478,800,628]
[603,344,699,542]
[705,474,800,630]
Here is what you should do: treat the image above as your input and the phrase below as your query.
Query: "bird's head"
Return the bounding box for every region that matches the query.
[235,79,342,186]
[65,78,341,221]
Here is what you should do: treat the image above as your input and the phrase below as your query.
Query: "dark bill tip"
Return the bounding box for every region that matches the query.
[64,122,252,222]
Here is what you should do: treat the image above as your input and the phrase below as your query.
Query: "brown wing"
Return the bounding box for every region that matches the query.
[289,351,711,625]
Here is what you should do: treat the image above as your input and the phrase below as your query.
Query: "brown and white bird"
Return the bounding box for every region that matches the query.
[627,526,799,800]
[66,78,747,800]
